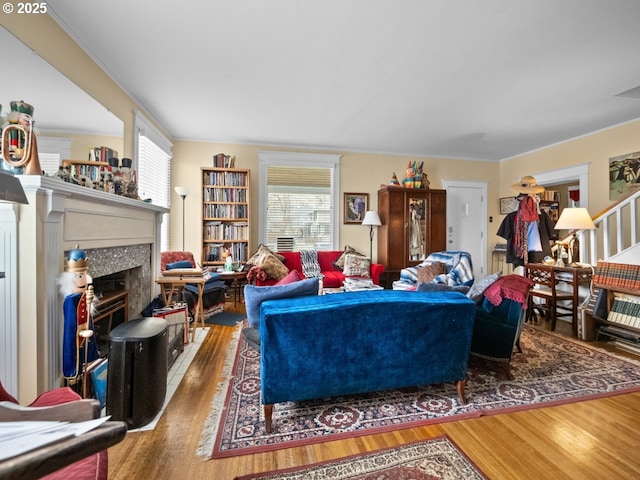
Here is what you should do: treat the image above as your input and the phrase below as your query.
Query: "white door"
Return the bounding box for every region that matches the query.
[442,181,487,280]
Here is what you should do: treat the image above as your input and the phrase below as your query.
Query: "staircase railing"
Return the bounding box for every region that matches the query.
[576,187,640,265]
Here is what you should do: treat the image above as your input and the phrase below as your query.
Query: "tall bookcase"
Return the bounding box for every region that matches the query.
[201,167,251,267]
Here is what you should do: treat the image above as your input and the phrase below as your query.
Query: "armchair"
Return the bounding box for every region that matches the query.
[469,274,533,378]
[0,380,120,480]
[159,251,226,318]
[393,251,474,290]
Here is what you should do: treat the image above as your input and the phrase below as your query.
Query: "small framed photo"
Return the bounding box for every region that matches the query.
[500,196,518,215]
[344,193,369,224]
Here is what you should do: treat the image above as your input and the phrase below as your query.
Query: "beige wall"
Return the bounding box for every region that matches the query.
[500,119,640,218]
[172,141,499,263]
[43,132,124,162]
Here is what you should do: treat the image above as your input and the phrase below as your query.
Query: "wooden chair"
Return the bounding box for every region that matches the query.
[525,263,574,331]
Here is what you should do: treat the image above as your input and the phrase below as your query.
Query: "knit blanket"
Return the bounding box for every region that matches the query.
[484,274,533,308]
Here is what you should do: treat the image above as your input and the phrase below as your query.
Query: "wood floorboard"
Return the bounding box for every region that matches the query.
[107,303,640,479]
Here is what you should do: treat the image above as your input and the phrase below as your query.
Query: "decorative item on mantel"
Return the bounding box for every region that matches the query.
[389,161,430,189]
[58,154,140,200]
[1,100,43,175]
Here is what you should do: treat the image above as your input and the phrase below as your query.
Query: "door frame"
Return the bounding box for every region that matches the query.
[442,179,488,278]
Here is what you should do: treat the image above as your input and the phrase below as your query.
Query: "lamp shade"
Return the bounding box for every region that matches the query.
[0,170,28,204]
[362,210,381,226]
[174,186,191,198]
[554,207,595,231]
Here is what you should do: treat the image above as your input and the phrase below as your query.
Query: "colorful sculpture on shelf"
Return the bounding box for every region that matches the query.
[1,100,42,175]
[399,161,428,189]
[389,172,400,186]
[57,245,99,380]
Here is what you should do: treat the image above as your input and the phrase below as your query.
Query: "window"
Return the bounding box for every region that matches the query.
[258,151,340,251]
[36,137,72,176]
[134,111,172,251]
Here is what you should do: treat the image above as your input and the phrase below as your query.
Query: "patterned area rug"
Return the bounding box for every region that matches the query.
[199,325,640,458]
[233,435,487,480]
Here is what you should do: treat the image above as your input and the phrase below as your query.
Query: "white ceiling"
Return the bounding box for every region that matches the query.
[25,1,640,160]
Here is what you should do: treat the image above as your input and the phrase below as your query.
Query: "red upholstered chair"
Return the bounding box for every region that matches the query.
[0,380,108,480]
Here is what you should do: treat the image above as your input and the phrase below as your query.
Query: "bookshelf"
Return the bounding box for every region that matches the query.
[588,261,640,354]
[539,189,559,222]
[201,165,250,268]
[62,160,109,186]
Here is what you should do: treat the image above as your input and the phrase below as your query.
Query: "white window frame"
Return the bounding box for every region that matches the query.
[36,136,72,176]
[133,111,172,251]
[258,151,341,250]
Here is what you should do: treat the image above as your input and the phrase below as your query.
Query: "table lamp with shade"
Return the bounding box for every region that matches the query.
[362,210,382,267]
[554,207,596,266]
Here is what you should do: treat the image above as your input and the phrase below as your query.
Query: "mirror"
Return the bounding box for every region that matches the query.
[408,197,426,262]
[0,26,123,167]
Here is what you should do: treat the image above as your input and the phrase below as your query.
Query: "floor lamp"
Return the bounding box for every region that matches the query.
[362,211,382,270]
[174,186,191,251]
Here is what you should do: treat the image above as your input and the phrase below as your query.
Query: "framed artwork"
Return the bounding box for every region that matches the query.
[500,196,518,215]
[609,151,640,200]
[344,193,369,224]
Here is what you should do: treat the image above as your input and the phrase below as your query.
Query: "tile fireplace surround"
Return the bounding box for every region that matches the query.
[0,176,168,402]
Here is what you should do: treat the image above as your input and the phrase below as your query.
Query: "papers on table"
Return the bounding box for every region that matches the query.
[0,409,111,461]
[343,277,384,292]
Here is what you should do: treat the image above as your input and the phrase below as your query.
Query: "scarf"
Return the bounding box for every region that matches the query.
[514,195,539,261]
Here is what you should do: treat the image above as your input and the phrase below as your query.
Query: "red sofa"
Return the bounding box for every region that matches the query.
[255,250,384,288]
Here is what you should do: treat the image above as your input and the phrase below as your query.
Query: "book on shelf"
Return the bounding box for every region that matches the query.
[607,294,640,328]
[593,261,640,291]
[213,153,235,169]
[89,146,118,163]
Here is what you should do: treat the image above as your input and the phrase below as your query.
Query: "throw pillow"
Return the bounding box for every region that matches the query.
[343,254,371,277]
[416,262,446,284]
[166,260,193,270]
[466,271,502,304]
[246,244,285,266]
[333,245,364,271]
[244,277,320,328]
[256,251,289,280]
[275,269,302,285]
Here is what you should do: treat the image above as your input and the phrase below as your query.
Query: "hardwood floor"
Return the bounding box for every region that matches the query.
[107,303,640,479]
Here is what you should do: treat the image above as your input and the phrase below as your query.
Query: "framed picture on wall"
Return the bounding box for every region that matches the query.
[344,193,369,224]
[500,196,518,215]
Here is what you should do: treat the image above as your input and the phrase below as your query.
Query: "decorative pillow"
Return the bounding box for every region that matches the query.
[416,262,446,284]
[333,245,364,271]
[244,277,320,328]
[166,260,193,270]
[466,272,502,304]
[246,244,285,266]
[257,251,289,280]
[275,269,302,285]
[343,254,370,277]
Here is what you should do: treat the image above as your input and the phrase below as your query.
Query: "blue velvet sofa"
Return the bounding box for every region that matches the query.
[258,289,476,433]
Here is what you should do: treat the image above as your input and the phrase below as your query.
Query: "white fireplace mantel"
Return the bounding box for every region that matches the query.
[1,176,168,402]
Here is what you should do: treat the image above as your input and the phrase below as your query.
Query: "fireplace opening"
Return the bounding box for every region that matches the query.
[92,271,130,356]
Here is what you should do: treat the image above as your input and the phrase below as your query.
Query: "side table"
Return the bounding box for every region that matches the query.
[219,271,248,305]
[156,275,206,342]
